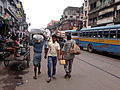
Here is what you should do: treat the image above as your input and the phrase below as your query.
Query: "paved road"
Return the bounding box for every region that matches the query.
[0,47,120,90]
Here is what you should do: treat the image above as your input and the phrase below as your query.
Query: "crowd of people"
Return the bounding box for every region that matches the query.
[32,33,78,83]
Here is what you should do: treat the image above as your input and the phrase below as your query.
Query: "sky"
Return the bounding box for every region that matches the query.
[20,0,84,30]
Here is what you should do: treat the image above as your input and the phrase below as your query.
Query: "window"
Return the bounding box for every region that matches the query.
[86,31,90,37]
[96,0,101,7]
[85,11,87,16]
[85,1,87,6]
[93,30,98,38]
[65,32,71,36]
[103,29,109,38]
[98,12,114,20]
[83,32,86,37]
[110,29,117,39]
[84,21,87,27]
[90,2,97,11]
[89,31,93,37]
[98,30,103,38]
[76,16,79,18]
[76,11,79,13]
[79,32,82,37]
[65,16,67,18]
[117,29,120,39]
[116,10,120,17]
[70,16,73,18]
[0,6,2,15]
[72,33,78,36]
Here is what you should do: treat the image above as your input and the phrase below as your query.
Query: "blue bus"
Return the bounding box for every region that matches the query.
[79,24,120,56]
[63,25,120,56]
[63,30,79,44]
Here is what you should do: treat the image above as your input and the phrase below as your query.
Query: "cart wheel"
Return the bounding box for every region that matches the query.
[4,60,10,67]
[26,54,30,68]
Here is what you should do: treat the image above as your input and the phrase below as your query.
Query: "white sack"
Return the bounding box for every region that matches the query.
[30,28,51,38]
[33,34,44,42]
[43,29,51,38]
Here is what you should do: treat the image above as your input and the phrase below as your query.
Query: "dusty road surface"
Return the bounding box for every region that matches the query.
[0,47,120,90]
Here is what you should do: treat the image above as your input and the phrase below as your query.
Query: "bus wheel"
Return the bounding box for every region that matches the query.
[87,44,93,53]
[80,46,83,50]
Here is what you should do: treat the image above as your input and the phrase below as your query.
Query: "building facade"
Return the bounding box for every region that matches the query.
[88,0,120,27]
[83,0,89,28]
[0,0,27,36]
[60,6,83,30]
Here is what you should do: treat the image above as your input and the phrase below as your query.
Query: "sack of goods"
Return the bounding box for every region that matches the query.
[43,29,51,38]
[33,34,44,42]
[30,28,51,38]
[30,28,45,34]
[70,44,81,55]
[56,31,65,38]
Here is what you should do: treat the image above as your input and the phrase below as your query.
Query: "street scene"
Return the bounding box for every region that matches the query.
[0,48,120,90]
[0,0,120,90]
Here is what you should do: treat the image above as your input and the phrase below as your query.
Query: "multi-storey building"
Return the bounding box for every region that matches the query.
[83,0,89,28]
[60,6,83,30]
[0,0,4,16]
[88,0,120,27]
[0,0,4,35]
[0,0,27,36]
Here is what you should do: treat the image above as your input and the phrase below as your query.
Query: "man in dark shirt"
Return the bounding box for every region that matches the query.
[32,35,45,79]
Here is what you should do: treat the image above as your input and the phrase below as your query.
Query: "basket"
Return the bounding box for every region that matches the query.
[59,59,66,65]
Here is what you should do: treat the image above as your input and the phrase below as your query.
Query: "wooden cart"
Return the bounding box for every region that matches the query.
[3,47,30,68]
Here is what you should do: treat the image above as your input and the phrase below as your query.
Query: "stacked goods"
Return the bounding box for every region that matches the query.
[33,34,44,42]
[43,29,51,38]
[56,31,66,38]
[30,28,51,38]
[30,29,45,34]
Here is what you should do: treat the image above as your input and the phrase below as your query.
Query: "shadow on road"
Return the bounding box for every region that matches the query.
[0,62,29,90]
[83,49,120,60]
[93,51,120,60]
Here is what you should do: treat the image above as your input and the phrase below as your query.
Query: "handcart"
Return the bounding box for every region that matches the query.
[3,44,30,68]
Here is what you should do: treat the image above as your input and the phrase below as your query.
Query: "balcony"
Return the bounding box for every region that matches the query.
[114,17,120,23]
[4,2,18,21]
[89,0,114,14]
[88,22,97,27]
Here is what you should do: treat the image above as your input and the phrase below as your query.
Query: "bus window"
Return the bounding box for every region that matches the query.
[110,29,117,39]
[89,31,93,37]
[86,31,89,37]
[83,32,86,37]
[93,30,98,38]
[72,33,78,36]
[103,29,109,38]
[79,32,82,37]
[65,32,71,36]
[117,29,120,39]
[98,30,103,38]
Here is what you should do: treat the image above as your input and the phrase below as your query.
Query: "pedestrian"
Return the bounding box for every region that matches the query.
[32,35,45,79]
[61,35,75,78]
[44,34,60,83]
[57,37,66,55]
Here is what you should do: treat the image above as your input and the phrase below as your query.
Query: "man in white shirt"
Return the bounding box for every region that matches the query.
[45,34,60,83]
